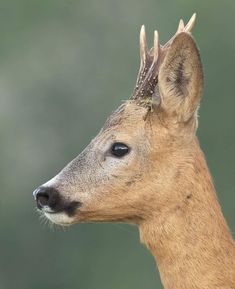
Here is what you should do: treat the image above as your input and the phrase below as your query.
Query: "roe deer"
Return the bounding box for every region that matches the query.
[33,14,235,289]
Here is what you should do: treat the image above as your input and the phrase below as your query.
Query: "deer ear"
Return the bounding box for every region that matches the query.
[158,32,203,122]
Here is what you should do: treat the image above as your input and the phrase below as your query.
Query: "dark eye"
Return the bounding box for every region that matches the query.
[111,142,130,157]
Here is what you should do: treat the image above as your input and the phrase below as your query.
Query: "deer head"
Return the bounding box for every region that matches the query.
[33,14,203,226]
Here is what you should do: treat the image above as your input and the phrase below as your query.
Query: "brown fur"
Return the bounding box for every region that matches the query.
[37,17,235,289]
[140,138,235,289]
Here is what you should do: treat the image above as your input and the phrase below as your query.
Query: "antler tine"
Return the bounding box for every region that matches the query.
[177,19,185,33]
[163,14,196,49]
[153,30,160,62]
[132,25,151,99]
[185,13,196,33]
[140,25,148,65]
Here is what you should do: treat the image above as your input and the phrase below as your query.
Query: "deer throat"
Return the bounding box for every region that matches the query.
[139,141,235,289]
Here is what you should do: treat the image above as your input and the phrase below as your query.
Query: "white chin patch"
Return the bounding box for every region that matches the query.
[45,212,74,226]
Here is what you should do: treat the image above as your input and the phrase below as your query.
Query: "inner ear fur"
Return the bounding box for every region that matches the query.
[158,32,203,122]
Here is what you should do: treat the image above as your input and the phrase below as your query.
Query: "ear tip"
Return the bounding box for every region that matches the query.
[171,31,197,47]
[176,31,193,37]
[170,32,201,60]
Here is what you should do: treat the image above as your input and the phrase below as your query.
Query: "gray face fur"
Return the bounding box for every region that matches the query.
[36,102,151,225]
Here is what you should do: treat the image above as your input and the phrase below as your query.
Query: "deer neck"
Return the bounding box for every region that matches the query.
[139,138,235,289]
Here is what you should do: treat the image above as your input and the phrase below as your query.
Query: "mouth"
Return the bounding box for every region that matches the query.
[43,211,76,226]
[37,202,81,226]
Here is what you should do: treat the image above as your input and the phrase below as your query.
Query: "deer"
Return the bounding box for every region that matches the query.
[33,14,235,289]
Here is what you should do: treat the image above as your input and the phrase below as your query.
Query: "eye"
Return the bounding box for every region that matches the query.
[110,142,130,158]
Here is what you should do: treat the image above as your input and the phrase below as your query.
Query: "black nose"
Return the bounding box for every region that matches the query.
[33,186,60,211]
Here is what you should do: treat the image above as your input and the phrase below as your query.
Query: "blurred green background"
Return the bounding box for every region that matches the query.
[0,1,234,289]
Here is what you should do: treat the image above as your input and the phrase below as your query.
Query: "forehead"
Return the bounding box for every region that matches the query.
[102,101,148,131]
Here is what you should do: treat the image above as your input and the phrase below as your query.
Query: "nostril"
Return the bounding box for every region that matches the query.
[33,186,60,211]
[33,186,51,210]
[37,192,50,208]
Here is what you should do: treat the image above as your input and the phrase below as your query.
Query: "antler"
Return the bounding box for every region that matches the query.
[132,25,162,100]
[163,13,196,49]
[132,13,197,101]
